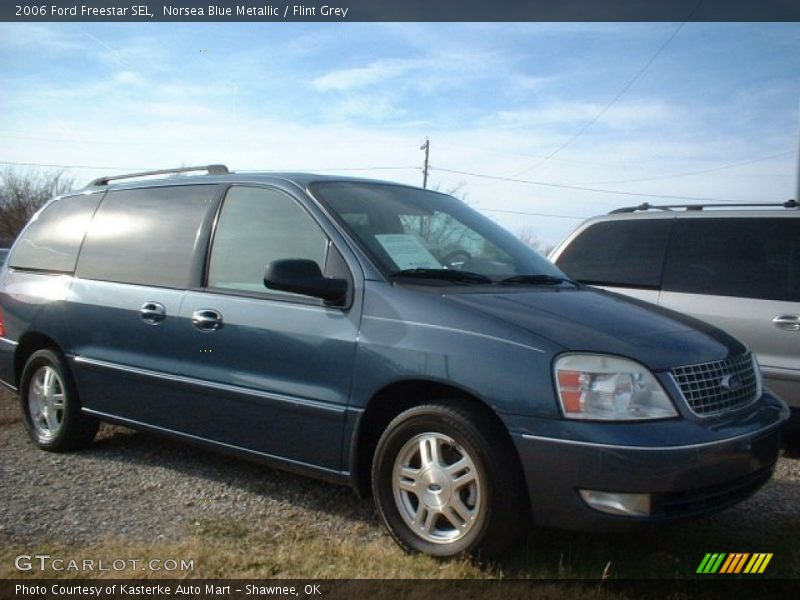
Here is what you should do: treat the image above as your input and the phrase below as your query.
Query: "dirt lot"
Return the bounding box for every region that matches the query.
[1,389,798,580]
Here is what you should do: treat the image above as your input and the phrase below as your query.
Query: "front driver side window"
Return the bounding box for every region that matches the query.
[208,186,329,296]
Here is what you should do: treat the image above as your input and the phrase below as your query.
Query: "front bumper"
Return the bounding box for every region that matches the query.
[509,392,789,531]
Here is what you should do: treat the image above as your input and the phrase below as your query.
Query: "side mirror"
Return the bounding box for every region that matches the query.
[264,259,348,305]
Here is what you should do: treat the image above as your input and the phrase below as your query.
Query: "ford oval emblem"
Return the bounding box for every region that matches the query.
[720,374,743,392]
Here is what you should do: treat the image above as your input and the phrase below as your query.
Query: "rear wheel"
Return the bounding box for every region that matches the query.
[20,349,98,451]
[371,402,525,557]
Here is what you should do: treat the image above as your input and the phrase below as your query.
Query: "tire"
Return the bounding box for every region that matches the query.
[19,349,98,452]
[371,402,526,558]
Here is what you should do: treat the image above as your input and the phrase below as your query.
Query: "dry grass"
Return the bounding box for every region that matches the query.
[2,390,798,584]
[3,511,798,581]
[0,521,487,580]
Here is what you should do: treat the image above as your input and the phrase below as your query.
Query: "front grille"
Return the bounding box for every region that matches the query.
[671,353,758,417]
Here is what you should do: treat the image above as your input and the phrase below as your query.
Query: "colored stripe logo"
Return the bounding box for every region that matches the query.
[697,553,773,574]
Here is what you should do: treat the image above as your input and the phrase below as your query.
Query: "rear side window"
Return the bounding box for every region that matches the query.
[9,194,103,272]
[663,218,800,302]
[556,220,671,288]
[76,185,215,288]
[207,186,329,295]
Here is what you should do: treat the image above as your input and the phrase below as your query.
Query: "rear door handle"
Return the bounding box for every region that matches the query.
[772,315,800,332]
[139,302,166,325]
[192,309,223,332]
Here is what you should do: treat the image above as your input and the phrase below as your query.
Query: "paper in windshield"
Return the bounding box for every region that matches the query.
[375,234,442,270]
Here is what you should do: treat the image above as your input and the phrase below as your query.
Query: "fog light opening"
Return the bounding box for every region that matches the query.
[579,489,652,517]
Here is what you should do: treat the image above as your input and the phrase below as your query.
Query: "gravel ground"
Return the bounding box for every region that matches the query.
[0,390,382,546]
[1,388,799,550]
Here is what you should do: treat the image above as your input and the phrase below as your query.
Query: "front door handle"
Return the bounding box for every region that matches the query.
[192,309,223,332]
[139,302,166,325]
[773,315,800,332]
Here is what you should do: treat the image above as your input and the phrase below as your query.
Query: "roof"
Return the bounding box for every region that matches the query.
[81,164,418,193]
[608,200,797,214]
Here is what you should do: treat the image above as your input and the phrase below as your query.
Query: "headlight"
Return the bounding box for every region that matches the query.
[554,354,677,421]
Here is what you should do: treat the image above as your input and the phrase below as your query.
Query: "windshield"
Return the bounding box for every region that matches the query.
[310,182,567,282]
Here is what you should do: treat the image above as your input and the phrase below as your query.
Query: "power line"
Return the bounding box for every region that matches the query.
[4,159,775,203]
[237,166,418,173]
[579,151,793,185]
[0,160,152,171]
[9,158,771,204]
[0,133,404,149]
[8,158,771,220]
[0,160,419,173]
[0,134,223,148]
[511,3,702,178]
[431,165,762,203]
[476,207,588,220]
[477,146,630,169]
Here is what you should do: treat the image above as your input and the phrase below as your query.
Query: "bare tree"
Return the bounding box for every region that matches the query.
[0,169,75,241]
[517,226,554,256]
[410,181,471,244]
[437,181,469,204]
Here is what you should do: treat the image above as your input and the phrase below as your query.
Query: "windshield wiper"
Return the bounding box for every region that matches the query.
[390,268,493,284]
[499,274,577,286]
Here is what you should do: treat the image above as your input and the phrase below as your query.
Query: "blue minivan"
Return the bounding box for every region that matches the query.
[0,165,789,557]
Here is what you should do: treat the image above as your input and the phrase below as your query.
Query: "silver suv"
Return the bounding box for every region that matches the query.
[551,201,799,416]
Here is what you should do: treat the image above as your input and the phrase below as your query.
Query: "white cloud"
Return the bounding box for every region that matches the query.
[2,22,798,250]
[311,59,416,92]
[0,24,87,52]
[310,49,506,96]
[85,30,171,73]
[324,96,407,120]
[138,102,220,120]
[495,100,683,130]
[2,103,793,249]
[113,71,144,86]
[155,83,234,99]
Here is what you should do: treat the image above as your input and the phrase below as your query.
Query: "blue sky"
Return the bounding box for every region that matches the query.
[1,22,798,246]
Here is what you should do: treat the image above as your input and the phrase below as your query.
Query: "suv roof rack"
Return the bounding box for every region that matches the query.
[86,164,230,188]
[609,199,798,214]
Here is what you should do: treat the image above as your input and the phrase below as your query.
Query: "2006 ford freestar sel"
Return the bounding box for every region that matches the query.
[0,165,789,557]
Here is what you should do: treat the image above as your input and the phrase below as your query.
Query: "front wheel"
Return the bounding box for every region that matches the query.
[20,349,98,452]
[371,402,525,557]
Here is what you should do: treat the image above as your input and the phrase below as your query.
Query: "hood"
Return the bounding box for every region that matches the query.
[444,287,745,371]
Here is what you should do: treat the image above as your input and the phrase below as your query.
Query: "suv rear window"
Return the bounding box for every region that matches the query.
[9,194,103,273]
[75,185,215,289]
[663,218,800,302]
[556,219,671,288]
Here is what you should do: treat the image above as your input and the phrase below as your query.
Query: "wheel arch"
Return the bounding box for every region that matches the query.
[14,331,63,387]
[351,378,522,498]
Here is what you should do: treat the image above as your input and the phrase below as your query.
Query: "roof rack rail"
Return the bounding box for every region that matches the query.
[86,164,230,188]
[609,199,798,214]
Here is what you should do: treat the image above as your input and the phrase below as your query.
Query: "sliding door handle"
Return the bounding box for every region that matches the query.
[772,315,800,332]
[192,309,223,332]
[139,302,166,325]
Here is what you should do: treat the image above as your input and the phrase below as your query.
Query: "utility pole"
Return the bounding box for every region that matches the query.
[420,138,430,188]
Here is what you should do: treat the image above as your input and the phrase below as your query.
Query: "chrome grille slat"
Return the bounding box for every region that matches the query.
[671,354,757,417]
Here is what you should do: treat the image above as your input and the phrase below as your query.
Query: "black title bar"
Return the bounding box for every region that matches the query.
[3,579,800,599]
[3,0,800,22]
